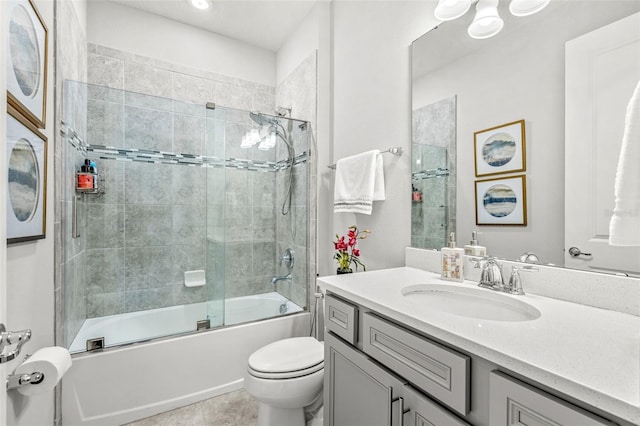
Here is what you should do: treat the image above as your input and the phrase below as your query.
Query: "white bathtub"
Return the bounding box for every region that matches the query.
[69,292,302,353]
[62,293,309,425]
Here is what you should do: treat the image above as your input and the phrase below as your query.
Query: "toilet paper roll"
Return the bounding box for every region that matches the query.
[14,346,72,396]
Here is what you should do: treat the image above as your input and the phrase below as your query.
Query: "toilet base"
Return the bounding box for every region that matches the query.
[257,403,305,426]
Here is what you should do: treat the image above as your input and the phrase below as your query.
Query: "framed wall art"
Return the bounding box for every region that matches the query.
[475,175,527,226]
[474,119,525,177]
[7,104,48,243]
[6,0,49,129]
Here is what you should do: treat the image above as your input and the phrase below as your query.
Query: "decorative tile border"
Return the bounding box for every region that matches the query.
[63,123,309,172]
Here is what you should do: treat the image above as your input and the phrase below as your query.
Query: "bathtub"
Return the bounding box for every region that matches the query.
[69,292,302,353]
[62,292,309,425]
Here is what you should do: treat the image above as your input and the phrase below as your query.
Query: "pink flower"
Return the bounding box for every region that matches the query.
[333,226,371,272]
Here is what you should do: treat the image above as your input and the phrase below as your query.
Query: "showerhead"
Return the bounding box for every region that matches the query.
[249,112,277,127]
[246,111,296,216]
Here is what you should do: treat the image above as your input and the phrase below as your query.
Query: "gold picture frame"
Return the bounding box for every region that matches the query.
[6,0,49,129]
[6,103,48,243]
[475,175,527,226]
[474,119,526,177]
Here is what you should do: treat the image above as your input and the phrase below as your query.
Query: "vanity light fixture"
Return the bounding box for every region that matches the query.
[434,0,550,39]
[188,0,211,11]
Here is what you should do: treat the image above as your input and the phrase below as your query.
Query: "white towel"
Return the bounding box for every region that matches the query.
[334,150,385,215]
[609,79,640,246]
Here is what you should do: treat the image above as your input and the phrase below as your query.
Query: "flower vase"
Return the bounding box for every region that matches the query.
[337,268,353,275]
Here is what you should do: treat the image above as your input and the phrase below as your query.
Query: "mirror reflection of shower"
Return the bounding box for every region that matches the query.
[245,110,295,216]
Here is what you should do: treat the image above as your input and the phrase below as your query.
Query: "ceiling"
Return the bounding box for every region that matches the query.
[104,0,319,51]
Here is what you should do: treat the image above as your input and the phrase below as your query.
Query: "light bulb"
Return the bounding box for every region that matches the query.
[188,0,211,10]
[240,134,252,149]
[468,0,504,39]
[434,0,472,21]
[248,129,260,145]
[265,133,276,149]
[509,0,550,17]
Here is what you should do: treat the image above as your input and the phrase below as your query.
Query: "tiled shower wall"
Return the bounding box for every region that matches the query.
[411,96,457,250]
[55,0,88,349]
[77,44,316,318]
[275,53,318,309]
[80,44,281,318]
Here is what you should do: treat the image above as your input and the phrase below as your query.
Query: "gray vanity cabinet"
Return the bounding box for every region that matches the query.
[323,293,627,426]
[324,331,406,426]
[489,371,616,426]
[325,332,470,426]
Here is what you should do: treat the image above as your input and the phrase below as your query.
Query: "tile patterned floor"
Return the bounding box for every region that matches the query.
[123,389,258,426]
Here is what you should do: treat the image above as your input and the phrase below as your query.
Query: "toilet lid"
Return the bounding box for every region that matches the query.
[249,337,324,375]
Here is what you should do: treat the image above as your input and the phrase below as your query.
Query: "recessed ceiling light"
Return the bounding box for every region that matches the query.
[188,0,211,11]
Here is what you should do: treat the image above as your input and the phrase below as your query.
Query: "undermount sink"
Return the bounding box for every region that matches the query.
[401,284,541,322]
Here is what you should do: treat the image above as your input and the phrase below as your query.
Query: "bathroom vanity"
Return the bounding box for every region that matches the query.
[318,265,640,426]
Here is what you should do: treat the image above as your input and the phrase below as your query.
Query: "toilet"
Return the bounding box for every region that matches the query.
[244,337,324,426]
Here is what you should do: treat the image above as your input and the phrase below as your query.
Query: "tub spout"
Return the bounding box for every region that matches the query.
[271,274,291,285]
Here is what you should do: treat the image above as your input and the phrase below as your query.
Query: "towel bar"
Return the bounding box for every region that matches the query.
[328,147,403,169]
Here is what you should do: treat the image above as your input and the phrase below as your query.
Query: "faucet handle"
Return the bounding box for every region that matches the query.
[507,265,539,295]
[470,256,491,269]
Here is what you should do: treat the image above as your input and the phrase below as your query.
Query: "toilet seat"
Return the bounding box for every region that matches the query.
[248,337,324,379]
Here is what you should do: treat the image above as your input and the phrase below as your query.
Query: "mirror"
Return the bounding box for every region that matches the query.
[412,1,640,275]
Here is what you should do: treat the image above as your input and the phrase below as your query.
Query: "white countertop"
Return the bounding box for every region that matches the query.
[318,267,640,424]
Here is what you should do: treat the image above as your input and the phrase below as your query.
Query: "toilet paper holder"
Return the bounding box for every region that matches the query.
[6,368,45,391]
[0,323,31,364]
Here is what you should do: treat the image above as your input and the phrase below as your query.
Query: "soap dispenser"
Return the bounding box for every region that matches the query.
[464,231,487,256]
[441,232,464,282]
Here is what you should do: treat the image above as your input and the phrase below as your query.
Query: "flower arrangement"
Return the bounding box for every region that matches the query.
[333,225,371,273]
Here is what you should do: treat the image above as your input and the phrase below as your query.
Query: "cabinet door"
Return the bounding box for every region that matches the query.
[403,385,470,426]
[362,313,470,415]
[325,332,406,426]
[490,371,616,426]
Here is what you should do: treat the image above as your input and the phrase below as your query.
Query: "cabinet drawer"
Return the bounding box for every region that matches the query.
[489,371,616,426]
[403,385,470,426]
[362,313,470,416]
[325,294,358,344]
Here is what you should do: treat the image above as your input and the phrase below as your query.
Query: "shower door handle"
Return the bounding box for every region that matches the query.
[72,194,80,239]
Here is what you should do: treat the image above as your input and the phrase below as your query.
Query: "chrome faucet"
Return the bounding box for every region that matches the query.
[271,274,291,285]
[474,257,505,291]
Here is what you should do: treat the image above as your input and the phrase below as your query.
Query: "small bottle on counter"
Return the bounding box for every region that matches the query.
[441,232,464,282]
[464,231,487,256]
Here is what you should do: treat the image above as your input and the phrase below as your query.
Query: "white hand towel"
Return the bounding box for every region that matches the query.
[609,79,640,246]
[334,150,385,215]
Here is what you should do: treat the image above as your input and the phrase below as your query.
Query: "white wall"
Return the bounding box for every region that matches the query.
[323,1,435,275]
[5,0,57,424]
[86,1,276,86]
[276,2,322,85]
